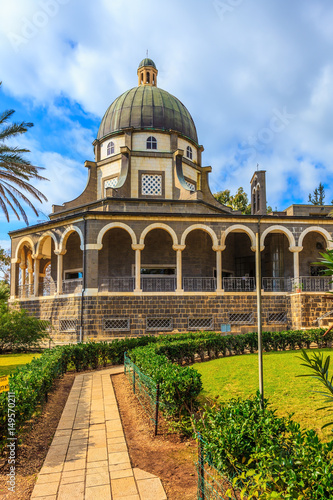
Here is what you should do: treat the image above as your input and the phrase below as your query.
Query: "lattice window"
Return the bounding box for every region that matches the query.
[146,317,173,331]
[268,312,287,324]
[185,179,195,191]
[104,177,118,190]
[141,174,162,196]
[228,313,254,324]
[188,317,213,330]
[59,319,77,332]
[103,318,130,331]
[186,145,193,159]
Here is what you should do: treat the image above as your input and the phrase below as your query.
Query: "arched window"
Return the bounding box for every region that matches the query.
[252,189,256,213]
[146,136,157,150]
[107,141,115,156]
[186,146,193,160]
[257,190,260,212]
[146,72,150,84]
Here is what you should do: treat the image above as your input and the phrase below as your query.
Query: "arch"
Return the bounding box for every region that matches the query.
[14,236,35,261]
[298,226,333,249]
[186,145,193,159]
[181,224,218,247]
[59,225,84,253]
[97,222,137,248]
[260,225,296,248]
[35,231,59,257]
[222,225,256,249]
[140,223,178,246]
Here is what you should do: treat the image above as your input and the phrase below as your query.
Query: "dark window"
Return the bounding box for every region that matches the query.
[141,267,175,275]
[257,190,260,211]
[65,271,83,280]
[107,141,114,156]
[146,136,157,149]
[186,146,193,159]
[310,266,327,276]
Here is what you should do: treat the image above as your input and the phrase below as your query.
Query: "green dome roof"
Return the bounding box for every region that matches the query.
[138,58,156,69]
[97,86,198,144]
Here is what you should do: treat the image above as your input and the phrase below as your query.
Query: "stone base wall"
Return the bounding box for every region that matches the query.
[290,293,333,329]
[11,293,295,342]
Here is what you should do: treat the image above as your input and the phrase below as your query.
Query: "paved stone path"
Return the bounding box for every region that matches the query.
[30,367,167,500]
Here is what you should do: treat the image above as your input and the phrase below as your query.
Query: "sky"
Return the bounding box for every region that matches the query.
[1,0,333,250]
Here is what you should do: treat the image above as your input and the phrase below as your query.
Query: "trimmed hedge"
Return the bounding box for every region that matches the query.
[196,394,333,499]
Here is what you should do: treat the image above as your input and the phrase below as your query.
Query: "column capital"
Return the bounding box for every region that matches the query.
[172,244,186,251]
[212,245,226,252]
[251,245,265,252]
[31,254,43,260]
[132,244,144,251]
[289,246,303,253]
[54,249,67,256]
[11,258,20,264]
[83,244,103,251]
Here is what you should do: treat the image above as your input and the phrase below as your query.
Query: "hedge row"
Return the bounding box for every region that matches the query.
[154,328,331,364]
[129,344,202,417]
[196,394,333,499]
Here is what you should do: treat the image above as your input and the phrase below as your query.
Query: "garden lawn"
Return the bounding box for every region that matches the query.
[0,353,42,376]
[195,349,333,441]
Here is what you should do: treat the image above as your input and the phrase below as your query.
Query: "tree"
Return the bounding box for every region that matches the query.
[0,82,47,224]
[308,182,325,205]
[214,186,272,214]
[214,187,251,214]
[0,247,10,282]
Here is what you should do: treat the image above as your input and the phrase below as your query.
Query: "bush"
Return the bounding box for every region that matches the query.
[0,303,50,353]
[195,394,333,499]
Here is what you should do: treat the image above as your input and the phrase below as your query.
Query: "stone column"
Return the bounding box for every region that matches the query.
[213,245,226,293]
[132,244,144,293]
[55,251,64,295]
[19,263,27,297]
[84,245,102,294]
[10,259,19,299]
[32,256,40,297]
[289,246,303,290]
[173,245,185,293]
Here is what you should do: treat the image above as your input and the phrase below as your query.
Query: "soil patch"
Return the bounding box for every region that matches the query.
[0,372,75,500]
[112,373,198,500]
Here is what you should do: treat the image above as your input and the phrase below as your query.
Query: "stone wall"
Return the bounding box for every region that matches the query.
[13,293,292,342]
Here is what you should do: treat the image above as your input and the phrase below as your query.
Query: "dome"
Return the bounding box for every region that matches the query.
[138,57,156,69]
[97,85,198,144]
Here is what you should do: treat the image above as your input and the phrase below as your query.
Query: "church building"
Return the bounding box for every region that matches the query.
[9,59,333,341]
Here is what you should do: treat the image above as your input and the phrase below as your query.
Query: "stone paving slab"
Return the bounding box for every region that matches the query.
[31,366,167,500]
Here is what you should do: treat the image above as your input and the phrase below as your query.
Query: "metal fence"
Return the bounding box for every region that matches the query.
[262,277,291,292]
[183,277,216,292]
[196,434,239,500]
[39,280,57,296]
[291,276,332,292]
[62,278,83,294]
[141,276,176,292]
[18,284,34,298]
[98,277,134,292]
[124,353,160,435]
[223,277,255,292]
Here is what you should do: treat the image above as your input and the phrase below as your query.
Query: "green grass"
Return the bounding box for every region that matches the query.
[0,352,42,376]
[195,349,333,441]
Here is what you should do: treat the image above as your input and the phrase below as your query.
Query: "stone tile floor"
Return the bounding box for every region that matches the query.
[30,367,167,500]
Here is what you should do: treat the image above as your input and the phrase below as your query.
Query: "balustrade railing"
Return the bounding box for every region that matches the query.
[39,280,57,296]
[291,276,332,292]
[62,278,83,294]
[18,284,34,298]
[262,277,291,292]
[183,277,216,292]
[98,277,135,292]
[223,277,256,292]
[141,276,176,292]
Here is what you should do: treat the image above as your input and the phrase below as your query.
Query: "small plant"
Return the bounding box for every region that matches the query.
[297,349,333,429]
[293,281,304,292]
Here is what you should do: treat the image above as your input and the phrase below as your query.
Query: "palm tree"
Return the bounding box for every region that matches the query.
[0,82,47,224]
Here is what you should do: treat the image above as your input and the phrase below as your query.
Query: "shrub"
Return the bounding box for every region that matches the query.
[196,394,333,499]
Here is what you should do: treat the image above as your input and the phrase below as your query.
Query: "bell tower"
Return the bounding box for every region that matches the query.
[137,57,158,87]
[250,170,267,215]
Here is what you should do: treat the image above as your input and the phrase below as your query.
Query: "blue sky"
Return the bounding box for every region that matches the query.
[1,0,333,249]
